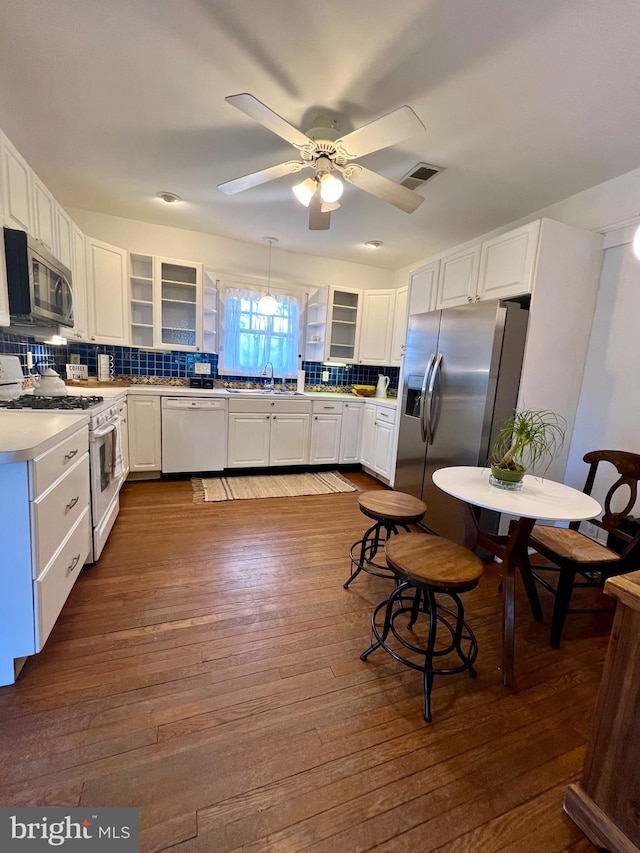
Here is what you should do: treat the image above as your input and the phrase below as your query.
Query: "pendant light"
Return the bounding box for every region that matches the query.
[258,237,279,315]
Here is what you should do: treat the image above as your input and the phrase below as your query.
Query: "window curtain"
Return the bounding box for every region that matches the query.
[219,288,300,378]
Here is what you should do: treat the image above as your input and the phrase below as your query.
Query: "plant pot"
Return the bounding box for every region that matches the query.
[490,464,526,490]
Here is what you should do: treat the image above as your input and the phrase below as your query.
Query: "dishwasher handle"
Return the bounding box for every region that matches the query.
[162,397,226,410]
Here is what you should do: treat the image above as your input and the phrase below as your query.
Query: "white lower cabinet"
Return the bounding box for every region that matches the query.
[128,395,161,473]
[0,424,91,686]
[310,414,342,464]
[228,398,312,468]
[339,401,363,464]
[361,402,396,481]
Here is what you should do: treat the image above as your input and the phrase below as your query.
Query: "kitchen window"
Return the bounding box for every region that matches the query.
[219,288,300,378]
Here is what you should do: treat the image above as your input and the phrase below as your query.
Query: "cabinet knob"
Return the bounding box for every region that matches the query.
[474,295,480,302]
[91,336,96,341]
[466,296,472,302]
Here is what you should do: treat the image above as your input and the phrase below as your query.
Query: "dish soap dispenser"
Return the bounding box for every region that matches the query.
[375,375,390,398]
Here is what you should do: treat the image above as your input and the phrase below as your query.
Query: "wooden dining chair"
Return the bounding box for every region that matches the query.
[522,450,640,647]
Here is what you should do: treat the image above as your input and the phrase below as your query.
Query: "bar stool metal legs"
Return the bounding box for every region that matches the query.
[360,580,479,722]
[345,520,411,588]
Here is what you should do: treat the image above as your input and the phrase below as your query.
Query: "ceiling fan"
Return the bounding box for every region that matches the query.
[218,93,426,230]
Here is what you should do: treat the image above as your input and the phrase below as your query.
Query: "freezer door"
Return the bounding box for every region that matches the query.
[394,310,441,498]
[422,301,508,542]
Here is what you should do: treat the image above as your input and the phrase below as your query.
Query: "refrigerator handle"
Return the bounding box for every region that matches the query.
[419,354,435,443]
[425,353,443,445]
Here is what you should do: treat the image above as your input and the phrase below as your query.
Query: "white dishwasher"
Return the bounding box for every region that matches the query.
[161,397,228,473]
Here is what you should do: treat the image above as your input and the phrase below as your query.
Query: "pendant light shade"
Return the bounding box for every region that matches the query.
[292,178,317,207]
[258,237,279,315]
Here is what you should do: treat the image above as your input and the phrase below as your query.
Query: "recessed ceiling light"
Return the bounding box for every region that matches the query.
[364,240,383,249]
[156,191,181,203]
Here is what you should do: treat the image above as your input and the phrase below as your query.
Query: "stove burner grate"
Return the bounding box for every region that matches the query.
[0,394,105,410]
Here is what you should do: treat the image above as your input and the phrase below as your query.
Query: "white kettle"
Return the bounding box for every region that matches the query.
[32,367,67,397]
[375,374,390,398]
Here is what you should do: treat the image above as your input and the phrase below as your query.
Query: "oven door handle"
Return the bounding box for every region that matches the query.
[93,421,118,438]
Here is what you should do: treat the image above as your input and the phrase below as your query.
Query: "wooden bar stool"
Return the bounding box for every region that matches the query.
[344,491,427,589]
[360,533,483,722]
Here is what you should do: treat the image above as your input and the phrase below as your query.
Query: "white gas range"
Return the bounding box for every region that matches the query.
[0,390,128,562]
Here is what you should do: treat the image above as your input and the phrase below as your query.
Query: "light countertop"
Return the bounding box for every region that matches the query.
[0,413,89,463]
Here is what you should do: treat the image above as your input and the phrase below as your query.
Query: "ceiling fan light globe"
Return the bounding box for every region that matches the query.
[320,173,343,203]
[292,178,317,207]
[258,293,278,315]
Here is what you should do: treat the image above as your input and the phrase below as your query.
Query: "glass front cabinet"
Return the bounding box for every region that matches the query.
[129,254,204,351]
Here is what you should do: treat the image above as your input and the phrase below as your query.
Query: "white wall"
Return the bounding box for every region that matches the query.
[67,208,394,293]
[563,235,640,514]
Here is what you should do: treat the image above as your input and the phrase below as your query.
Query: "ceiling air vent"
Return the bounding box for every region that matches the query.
[400,163,443,190]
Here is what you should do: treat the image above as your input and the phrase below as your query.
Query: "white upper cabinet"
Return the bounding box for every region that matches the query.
[129,254,204,352]
[326,286,361,364]
[436,245,481,308]
[66,224,88,341]
[477,221,541,301]
[390,286,408,366]
[358,289,395,365]
[54,203,73,271]
[1,134,33,234]
[31,174,56,251]
[0,158,9,325]
[409,260,439,315]
[86,237,129,345]
[202,268,218,354]
[305,286,329,363]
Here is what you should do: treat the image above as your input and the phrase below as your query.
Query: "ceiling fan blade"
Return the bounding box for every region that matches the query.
[225,93,311,148]
[339,163,424,213]
[334,105,425,160]
[309,193,331,230]
[218,160,308,195]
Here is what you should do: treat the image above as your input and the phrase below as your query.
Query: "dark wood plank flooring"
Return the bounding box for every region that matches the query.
[0,472,612,852]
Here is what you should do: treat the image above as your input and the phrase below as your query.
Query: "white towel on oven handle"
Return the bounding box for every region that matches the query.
[112,417,125,480]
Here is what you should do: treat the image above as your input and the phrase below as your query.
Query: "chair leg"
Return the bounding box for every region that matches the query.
[550,568,576,648]
[422,589,439,723]
[519,551,543,622]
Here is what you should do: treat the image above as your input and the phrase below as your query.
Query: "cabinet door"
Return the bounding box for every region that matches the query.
[128,396,161,472]
[32,174,55,251]
[339,402,363,464]
[390,286,408,366]
[270,413,310,465]
[54,204,73,270]
[1,134,33,233]
[327,287,361,364]
[155,256,203,352]
[86,237,129,345]
[477,221,541,301]
[373,420,394,479]
[409,260,439,315]
[67,224,88,341]
[359,290,395,365]
[310,414,341,464]
[436,245,481,309]
[360,404,376,468]
[227,413,270,468]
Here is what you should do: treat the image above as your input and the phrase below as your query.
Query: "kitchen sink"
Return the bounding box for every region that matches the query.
[226,389,303,396]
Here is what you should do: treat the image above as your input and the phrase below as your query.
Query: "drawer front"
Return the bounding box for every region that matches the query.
[375,404,396,425]
[229,398,312,414]
[312,399,344,414]
[34,507,91,650]
[31,426,89,499]
[33,453,90,577]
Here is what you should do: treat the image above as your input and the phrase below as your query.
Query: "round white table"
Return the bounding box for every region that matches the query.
[432,466,601,686]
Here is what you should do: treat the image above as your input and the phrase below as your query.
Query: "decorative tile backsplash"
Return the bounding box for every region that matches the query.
[0,331,399,390]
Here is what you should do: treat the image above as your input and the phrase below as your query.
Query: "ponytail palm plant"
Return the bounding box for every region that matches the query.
[491,408,566,481]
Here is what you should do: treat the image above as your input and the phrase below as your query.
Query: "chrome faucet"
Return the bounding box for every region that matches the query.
[262,361,275,390]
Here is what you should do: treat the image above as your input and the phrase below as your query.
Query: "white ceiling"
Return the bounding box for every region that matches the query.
[1,0,640,270]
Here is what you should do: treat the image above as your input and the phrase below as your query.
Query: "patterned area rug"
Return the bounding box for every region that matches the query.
[192,471,360,503]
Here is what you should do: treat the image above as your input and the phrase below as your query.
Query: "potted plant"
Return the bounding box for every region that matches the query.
[490,408,566,489]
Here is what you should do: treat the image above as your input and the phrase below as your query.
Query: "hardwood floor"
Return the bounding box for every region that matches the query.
[0,472,612,852]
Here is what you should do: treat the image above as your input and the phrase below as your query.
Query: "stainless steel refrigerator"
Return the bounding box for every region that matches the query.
[394,298,529,544]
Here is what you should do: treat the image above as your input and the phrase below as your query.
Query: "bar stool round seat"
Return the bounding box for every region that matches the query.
[344,491,427,589]
[360,533,483,722]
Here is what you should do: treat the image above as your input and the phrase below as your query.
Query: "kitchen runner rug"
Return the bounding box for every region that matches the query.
[192,471,360,503]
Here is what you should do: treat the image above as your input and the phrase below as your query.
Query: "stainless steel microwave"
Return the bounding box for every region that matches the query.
[3,227,74,327]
